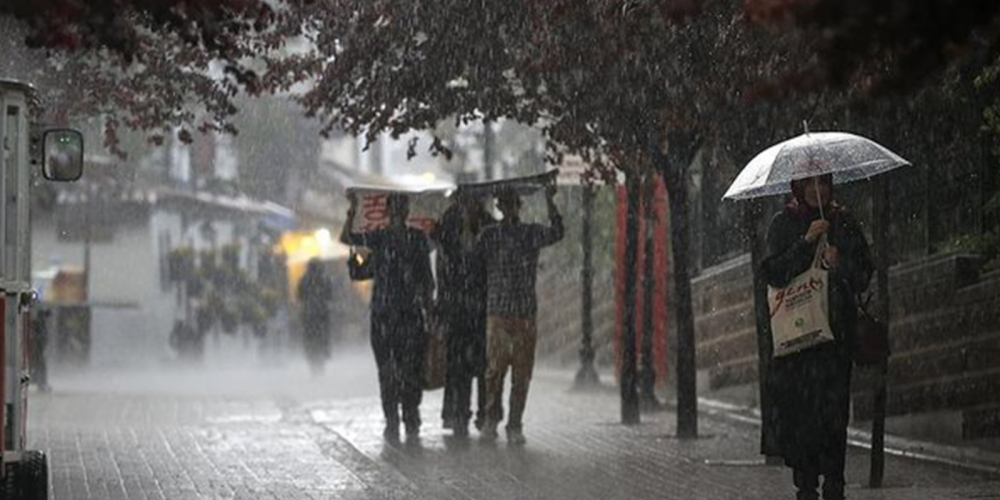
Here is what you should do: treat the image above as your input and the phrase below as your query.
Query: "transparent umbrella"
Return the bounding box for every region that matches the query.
[723,131,910,201]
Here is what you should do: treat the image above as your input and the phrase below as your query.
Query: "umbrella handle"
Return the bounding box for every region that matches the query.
[815,176,826,221]
[806,121,827,221]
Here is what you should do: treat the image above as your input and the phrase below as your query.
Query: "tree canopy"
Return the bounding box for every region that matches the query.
[747,0,1000,93]
[4,1,1000,161]
[1,1,280,153]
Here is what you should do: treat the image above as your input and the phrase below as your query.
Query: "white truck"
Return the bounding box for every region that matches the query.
[0,78,83,499]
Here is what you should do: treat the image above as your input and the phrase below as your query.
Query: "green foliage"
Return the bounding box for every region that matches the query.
[940,232,1000,271]
[967,53,1000,270]
[174,242,282,339]
[167,247,196,282]
[976,54,1000,158]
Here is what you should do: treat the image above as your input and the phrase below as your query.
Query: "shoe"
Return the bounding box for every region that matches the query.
[822,481,845,500]
[506,428,526,446]
[480,423,498,441]
[383,423,400,444]
[453,421,469,438]
[405,422,421,438]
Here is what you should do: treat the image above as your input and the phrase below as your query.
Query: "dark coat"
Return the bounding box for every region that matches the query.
[298,265,333,327]
[344,225,434,313]
[431,205,495,314]
[760,202,874,468]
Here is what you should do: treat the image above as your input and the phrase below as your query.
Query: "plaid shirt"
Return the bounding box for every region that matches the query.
[477,218,563,317]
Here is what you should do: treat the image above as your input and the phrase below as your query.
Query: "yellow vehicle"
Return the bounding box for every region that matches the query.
[1,79,83,499]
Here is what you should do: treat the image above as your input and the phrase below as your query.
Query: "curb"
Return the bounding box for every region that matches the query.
[534,367,1000,477]
[697,397,1000,477]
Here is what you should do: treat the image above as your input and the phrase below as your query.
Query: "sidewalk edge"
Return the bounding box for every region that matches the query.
[697,396,1000,477]
[533,367,1000,477]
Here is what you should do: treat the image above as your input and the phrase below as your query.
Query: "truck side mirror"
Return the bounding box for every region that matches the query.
[42,129,84,182]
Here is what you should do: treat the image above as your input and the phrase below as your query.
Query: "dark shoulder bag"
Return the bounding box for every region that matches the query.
[854,293,890,366]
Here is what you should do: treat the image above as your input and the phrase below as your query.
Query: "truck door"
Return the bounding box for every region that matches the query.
[0,87,31,454]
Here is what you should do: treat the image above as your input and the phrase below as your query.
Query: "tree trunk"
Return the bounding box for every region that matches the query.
[640,172,661,409]
[655,131,700,439]
[621,171,641,425]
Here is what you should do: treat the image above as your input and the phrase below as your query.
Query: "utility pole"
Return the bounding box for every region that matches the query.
[574,183,601,389]
[483,119,495,181]
[870,175,891,488]
[370,136,383,176]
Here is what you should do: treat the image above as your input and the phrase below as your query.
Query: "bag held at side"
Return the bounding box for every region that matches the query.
[854,294,890,366]
[347,247,374,281]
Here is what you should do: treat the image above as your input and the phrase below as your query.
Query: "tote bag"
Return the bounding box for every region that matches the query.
[768,243,835,358]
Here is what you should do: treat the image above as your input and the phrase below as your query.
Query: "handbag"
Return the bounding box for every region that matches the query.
[854,294,890,366]
[768,240,835,357]
[347,247,374,281]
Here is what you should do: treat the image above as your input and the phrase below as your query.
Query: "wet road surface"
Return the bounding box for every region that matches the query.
[28,348,1000,500]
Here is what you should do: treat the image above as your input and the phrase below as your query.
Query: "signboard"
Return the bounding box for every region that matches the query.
[345,186,451,234]
[344,170,560,234]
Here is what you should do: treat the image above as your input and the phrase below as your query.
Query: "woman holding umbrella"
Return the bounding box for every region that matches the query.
[761,173,873,500]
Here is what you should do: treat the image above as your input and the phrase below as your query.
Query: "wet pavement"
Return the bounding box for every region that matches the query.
[28,349,1000,500]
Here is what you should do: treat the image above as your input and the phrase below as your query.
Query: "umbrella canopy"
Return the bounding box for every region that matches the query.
[723,132,910,200]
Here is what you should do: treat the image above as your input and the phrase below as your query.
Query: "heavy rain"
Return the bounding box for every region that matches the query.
[0,2,999,500]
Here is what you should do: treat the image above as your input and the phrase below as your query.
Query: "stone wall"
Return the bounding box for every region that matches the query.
[691,255,758,390]
[690,251,1000,440]
[852,254,1000,439]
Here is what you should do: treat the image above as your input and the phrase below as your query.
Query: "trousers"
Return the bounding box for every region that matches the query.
[483,315,537,431]
[370,308,425,427]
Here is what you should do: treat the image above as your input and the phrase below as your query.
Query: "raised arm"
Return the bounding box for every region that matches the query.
[539,182,565,247]
[339,193,368,246]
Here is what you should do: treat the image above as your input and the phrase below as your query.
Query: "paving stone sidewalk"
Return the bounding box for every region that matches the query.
[26,358,1000,500]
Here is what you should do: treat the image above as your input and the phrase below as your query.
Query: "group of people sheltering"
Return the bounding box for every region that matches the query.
[340,180,563,445]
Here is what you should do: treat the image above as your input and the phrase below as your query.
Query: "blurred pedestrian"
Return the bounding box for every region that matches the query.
[341,193,434,443]
[298,258,334,376]
[29,307,52,393]
[431,191,496,438]
[761,174,873,500]
[476,182,563,445]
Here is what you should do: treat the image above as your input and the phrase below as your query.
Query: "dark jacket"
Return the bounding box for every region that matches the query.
[760,202,873,468]
[298,265,333,321]
[431,205,495,313]
[343,225,433,313]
